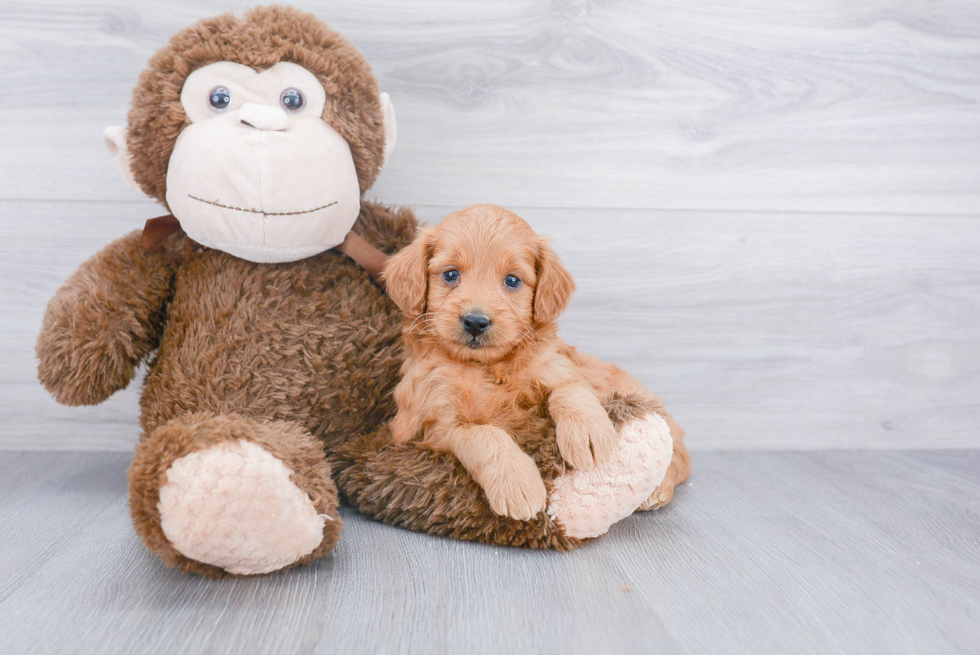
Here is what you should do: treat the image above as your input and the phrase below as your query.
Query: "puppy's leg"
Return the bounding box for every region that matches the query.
[446,425,547,521]
[549,383,619,470]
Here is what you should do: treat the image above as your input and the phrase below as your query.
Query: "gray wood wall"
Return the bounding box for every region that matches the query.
[2,0,978,450]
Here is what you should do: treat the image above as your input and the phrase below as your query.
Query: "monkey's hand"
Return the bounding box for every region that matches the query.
[36,229,180,406]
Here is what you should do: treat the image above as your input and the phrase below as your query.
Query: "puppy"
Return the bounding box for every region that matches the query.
[383,204,657,521]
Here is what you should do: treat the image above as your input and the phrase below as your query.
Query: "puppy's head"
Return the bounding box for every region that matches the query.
[383,204,575,362]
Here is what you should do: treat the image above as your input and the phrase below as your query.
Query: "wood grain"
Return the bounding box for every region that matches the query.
[0,450,976,654]
[0,0,978,213]
[1,2,978,451]
[4,200,978,451]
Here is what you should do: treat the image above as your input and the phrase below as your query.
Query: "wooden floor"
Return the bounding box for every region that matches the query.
[0,449,976,655]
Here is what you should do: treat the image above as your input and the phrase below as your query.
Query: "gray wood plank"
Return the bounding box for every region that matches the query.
[0,451,130,603]
[0,0,978,213]
[4,200,978,451]
[0,450,976,654]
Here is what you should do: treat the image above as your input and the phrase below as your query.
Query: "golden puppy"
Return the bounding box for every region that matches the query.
[383,204,687,521]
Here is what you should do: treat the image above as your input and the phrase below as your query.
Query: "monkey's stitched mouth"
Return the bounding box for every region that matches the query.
[188,194,337,217]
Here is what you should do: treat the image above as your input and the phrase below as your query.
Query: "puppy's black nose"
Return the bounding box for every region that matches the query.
[461,313,491,337]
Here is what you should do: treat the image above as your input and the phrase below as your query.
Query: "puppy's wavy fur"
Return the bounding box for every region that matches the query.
[383,204,686,521]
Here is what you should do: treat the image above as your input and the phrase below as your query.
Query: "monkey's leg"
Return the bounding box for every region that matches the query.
[332,394,675,548]
[129,412,341,577]
[637,423,691,511]
[331,425,586,551]
[546,395,674,539]
[611,391,690,513]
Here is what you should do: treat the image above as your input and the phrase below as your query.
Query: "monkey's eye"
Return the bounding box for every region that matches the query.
[208,87,231,112]
[442,269,460,284]
[280,88,305,112]
[504,275,522,290]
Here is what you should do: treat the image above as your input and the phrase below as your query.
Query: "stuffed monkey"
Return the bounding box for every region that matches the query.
[36,6,690,577]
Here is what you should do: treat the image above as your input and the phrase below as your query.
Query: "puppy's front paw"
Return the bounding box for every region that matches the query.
[556,407,619,471]
[482,454,548,521]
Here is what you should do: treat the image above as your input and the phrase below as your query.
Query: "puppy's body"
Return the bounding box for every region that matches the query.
[384,204,687,520]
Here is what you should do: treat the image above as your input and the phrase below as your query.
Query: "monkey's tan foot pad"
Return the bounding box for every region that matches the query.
[158,439,332,575]
[547,413,673,539]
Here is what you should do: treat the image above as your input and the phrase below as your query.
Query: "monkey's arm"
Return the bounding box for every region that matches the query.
[353,200,418,255]
[36,230,181,406]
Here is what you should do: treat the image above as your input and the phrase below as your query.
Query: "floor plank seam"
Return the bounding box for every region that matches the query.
[3,197,980,220]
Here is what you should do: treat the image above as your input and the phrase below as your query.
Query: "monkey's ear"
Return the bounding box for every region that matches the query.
[379,93,397,168]
[102,126,148,198]
[533,237,576,324]
[382,228,433,317]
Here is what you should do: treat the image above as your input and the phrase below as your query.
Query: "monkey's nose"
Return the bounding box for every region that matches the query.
[239,103,289,131]
[461,313,491,337]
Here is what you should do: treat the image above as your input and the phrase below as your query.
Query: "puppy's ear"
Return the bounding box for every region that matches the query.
[533,237,576,323]
[382,228,433,317]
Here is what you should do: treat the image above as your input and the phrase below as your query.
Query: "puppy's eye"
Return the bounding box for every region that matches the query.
[209,87,231,112]
[442,269,460,284]
[504,274,521,290]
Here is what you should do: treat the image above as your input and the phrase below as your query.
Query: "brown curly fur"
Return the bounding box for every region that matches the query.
[134,203,415,448]
[37,228,182,406]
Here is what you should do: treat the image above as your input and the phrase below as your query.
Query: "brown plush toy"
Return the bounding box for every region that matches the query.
[36,6,690,577]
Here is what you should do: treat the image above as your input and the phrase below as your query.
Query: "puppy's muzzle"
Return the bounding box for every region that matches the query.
[461,312,491,337]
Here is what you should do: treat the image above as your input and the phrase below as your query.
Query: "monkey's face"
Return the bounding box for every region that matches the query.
[162,62,365,263]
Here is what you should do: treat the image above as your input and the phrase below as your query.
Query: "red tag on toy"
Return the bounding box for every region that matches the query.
[143,214,182,251]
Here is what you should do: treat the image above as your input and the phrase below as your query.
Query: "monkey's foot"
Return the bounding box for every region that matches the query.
[547,413,673,539]
[130,413,341,577]
[159,439,329,575]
